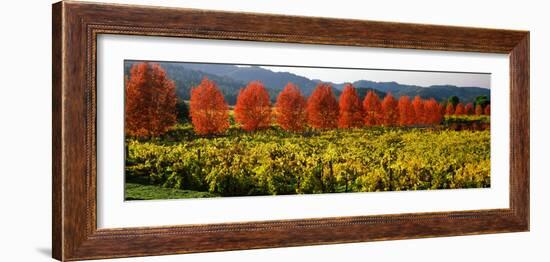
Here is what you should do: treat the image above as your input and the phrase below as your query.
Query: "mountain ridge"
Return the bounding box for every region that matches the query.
[124,61,490,105]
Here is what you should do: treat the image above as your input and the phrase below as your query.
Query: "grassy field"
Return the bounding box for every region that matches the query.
[125,176,219,200]
[125,115,490,200]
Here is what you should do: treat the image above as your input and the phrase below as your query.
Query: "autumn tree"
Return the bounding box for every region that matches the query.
[474,104,483,116]
[306,83,339,129]
[381,93,399,126]
[125,62,177,138]
[484,104,491,115]
[338,84,364,128]
[275,83,307,131]
[475,104,483,116]
[397,96,415,126]
[465,103,474,115]
[454,103,465,115]
[363,91,382,126]
[234,81,272,131]
[412,96,425,124]
[189,77,230,135]
[439,103,446,116]
[445,103,455,115]
[424,98,443,125]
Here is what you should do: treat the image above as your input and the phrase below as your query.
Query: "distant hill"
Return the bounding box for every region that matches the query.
[124,61,489,105]
[348,80,490,103]
[170,64,320,96]
[415,85,490,103]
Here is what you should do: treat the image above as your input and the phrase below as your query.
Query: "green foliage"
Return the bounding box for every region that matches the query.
[448,96,460,106]
[474,95,490,108]
[126,126,490,198]
[176,99,189,123]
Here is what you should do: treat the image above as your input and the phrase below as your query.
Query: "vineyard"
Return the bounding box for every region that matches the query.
[125,121,490,199]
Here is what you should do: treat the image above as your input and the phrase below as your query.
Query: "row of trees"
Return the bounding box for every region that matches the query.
[445,102,490,116]
[125,63,490,137]
[189,77,489,135]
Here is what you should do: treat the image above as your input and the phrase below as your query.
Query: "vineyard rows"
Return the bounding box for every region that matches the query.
[126,127,490,196]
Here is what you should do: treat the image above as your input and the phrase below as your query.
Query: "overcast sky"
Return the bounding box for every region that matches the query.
[257,65,491,89]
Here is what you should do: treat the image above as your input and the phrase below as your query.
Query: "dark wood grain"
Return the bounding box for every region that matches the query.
[52,2,62,260]
[509,34,530,227]
[52,1,530,261]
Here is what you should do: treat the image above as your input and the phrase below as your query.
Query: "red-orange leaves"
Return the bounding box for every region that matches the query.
[412,96,426,124]
[275,83,307,131]
[381,93,399,126]
[445,103,455,115]
[475,104,483,116]
[363,91,382,126]
[234,81,272,131]
[397,96,415,126]
[424,99,444,125]
[465,103,474,115]
[338,84,364,128]
[125,62,177,138]
[189,78,230,135]
[484,104,490,115]
[454,103,465,115]
[307,83,339,129]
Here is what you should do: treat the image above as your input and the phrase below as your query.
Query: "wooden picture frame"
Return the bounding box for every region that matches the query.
[52,1,529,261]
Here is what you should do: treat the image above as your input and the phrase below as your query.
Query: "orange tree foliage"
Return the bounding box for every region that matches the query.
[424,99,444,125]
[397,96,415,126]
[125,62,177,138]
[475,104,483,116]
[381,93,399,126]
[306,83,339,129]
[465,103,474,115]
[234,81,272,131]
[275,83,307,131]
[445,103,455,115]
[454,103,465,115]
[338,84,364,128]
[412,96,426,124]
[439,103,446,117]
[362,91,382,126]
[484,104,491,115]
[189,77,230,135]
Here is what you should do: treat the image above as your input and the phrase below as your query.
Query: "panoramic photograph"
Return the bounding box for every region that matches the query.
[123,60,491,201]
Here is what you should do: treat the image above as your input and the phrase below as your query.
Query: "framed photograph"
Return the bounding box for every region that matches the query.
[52,1,529,261]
